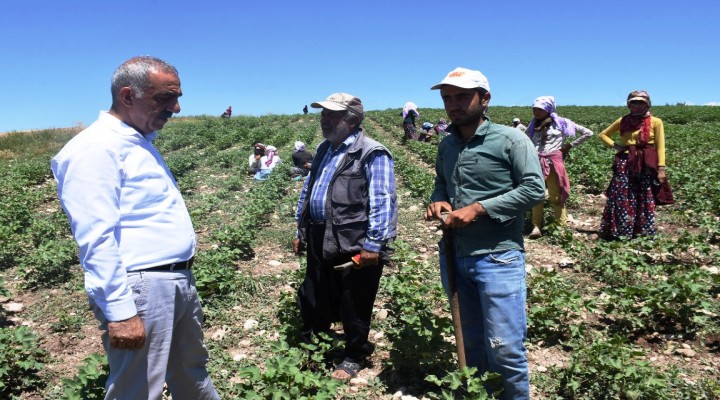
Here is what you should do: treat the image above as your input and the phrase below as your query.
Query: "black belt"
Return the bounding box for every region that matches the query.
[309,220,326,225]
[143,257,194,272]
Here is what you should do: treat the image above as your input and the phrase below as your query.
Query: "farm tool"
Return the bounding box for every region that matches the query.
[441,212,466,369]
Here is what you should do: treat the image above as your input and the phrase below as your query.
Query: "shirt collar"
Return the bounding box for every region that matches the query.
[328,129,360,153]
[98,111,158,142]
[446,118,491,143]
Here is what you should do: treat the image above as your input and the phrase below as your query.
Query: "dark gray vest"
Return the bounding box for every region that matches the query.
[298,131,397,259]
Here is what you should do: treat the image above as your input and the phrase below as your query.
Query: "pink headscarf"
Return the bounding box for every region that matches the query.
[526,96,577,139]
[264,145,277,167]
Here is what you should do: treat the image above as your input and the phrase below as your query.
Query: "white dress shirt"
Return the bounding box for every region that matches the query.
[51,111,196,321]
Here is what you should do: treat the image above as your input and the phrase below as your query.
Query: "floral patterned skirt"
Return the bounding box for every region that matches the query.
[600,154,656,239]
[403,122,418,140]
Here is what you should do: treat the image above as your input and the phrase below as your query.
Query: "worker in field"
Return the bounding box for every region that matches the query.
[425,67,544,399]
[51,56,220,400]
[292,92,397,380]
[525,96,594,239]
[434,117,449,137]
[247,142,266,175]
[599,90,668,239]
[254,144,281,180]
[222,105,232,118]
[512,117,527,132]
[401,101,420,141]
[290,140,313,179]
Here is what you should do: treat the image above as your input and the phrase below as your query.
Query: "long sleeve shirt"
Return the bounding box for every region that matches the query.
[526,122,593,154]
[51,111,196,322]
[599,116,666,166]
[295,131,396,252]
[431,120,545,256]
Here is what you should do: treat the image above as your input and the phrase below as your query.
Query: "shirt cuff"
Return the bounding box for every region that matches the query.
[362,238,385,253]
[101,298,138,322]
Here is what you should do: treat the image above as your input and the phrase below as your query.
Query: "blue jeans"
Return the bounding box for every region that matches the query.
[440,250,529,400]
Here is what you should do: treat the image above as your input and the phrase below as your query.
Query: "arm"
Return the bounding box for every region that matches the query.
[52,145,145,349]
[654,118,667,181]
[654,118,666,167]
[562,123,594,157]
[362,151,396,261]
[480,136,546,222]
[292,171,312,254]
[52,146,136,321]
[599,118,623,150]
[426,142,452,221]
[568,123,594,148]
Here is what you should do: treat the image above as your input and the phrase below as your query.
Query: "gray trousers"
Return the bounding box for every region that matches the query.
[90,270,220,400]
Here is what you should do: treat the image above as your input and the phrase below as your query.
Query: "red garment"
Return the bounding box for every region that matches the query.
[538,150,571,204]
[620,112,651,144]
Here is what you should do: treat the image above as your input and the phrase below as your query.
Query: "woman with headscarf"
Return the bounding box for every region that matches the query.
[254,145,281,181]
[434,117,449,137]
[599,90,666,239]
[525,96,594,238]
[247,142,265,175]
[401,101,419,141]
[291,141,313,179]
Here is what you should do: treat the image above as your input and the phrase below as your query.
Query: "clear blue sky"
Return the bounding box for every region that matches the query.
[1,0,717,132]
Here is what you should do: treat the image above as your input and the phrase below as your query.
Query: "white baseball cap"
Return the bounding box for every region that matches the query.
[431,67,490,92]
[513,118,520,123]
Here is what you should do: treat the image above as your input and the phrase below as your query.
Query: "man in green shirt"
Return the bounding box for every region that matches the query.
[425,67,544,400]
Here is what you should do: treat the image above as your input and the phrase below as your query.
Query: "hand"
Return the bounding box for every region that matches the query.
[425,201,452,222]
[442,202,486,228]
[560,143,572,159]
[108,315,145,350]
[658,168,667,183]
[292,238,304,255]
[358,249,380,267]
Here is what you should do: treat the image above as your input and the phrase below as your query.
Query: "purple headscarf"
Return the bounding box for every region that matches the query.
[526,96,577,139]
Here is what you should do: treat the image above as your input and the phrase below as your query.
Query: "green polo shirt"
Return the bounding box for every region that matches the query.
[430,119,545,256]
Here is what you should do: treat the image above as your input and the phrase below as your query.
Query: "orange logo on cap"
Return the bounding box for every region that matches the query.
[448,71,465,78]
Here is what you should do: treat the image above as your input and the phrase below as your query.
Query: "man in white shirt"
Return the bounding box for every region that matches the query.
[51,56,219,400]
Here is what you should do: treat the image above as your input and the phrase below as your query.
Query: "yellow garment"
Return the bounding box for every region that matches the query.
[599,116,666,166]
[532,167,567,227]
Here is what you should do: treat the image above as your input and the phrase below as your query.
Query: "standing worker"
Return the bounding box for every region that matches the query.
[51,56,220,399]
[425,67,544,399]
[401,101,420,141]
[525,96,593,238]
[293,92,397,380]
[599,90,666,239]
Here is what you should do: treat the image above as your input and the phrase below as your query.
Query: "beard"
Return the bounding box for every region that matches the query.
[449,105,485,127]
[322,119,355,143]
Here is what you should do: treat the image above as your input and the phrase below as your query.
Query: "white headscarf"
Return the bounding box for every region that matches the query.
[402,102,419,118]
[294,141,306,153]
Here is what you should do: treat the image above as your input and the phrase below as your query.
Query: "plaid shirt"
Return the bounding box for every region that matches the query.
[296,131,395,252]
